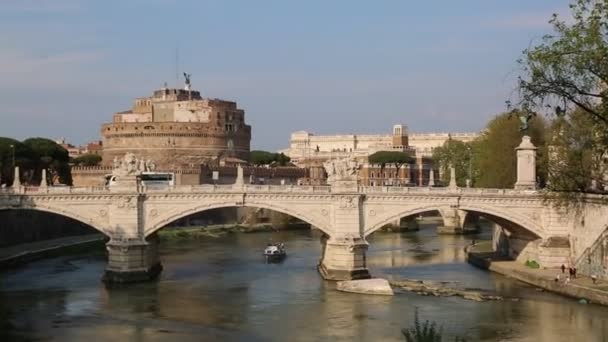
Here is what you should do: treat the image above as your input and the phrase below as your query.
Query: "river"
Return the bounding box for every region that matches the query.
[1,220,607,341]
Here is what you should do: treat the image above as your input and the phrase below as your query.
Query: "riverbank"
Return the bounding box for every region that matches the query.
[0,234,106,269]
[467,242,608,306]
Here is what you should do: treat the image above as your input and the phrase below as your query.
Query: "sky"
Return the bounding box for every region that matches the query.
[0,0,572,151]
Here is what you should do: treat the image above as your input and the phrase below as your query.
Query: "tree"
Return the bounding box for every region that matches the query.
[472,112,546,189]
[0,137,24,186]
[545,109,608,207]
[23,138,71,185]
[368,151,415,185]
[73,153,102,166]
[516,0,608,137]
[250,150,292,166]
[432,139,472,187]
[515,0,608,206]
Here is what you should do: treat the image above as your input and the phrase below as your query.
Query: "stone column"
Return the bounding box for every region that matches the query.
[103,235,162,284]
[428,169,435,187]
[12,166,21,188]
[234,165,245,187]
[515,136,537,190]
[40,169,48,187]
[318,234,370,281]
[448,166,457,189]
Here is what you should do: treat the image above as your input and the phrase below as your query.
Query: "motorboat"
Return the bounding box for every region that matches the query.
[264,243,286,261]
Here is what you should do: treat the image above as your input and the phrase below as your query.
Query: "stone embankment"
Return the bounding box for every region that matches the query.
[0,234,105,269]
[467,242,608,306]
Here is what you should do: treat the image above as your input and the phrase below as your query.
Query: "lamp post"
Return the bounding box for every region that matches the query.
[9,144,15,170]
[467,145,473,187]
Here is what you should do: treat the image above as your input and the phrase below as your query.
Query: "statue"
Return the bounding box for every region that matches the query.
[323,157,359,184]
[183,72,192,91]
[113,157,119,169]
[509,109,536,133]
[138,158,146,172]
[112,153,139,177]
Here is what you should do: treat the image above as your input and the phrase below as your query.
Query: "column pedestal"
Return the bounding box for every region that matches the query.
[103,236,162,284]
[318,235,370,281]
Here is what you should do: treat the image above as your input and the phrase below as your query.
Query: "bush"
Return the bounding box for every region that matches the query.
[525,260,540,269]
[402,309,467,342]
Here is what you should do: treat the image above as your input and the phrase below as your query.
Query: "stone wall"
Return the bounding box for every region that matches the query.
[101,122,251,169]
[71,166,112,187]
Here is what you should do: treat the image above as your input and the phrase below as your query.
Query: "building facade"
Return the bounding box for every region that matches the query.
[101,86,251,169]
[280,124,478,163]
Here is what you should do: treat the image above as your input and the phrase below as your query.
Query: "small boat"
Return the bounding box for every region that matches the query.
[264,243,286,262]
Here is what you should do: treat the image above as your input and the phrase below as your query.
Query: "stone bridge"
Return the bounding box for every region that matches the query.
[2,178,607,283]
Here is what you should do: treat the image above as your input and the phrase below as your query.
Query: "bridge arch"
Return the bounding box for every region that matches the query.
[145,201,333,238]
[364,203,544,239]
[0,205,109,236]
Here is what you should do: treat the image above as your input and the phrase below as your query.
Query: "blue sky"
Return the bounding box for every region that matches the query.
[0,0,571,151]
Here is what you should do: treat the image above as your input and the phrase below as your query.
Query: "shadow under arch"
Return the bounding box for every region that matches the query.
[145,202,332,238]
[0,205,109,237]
[364,204,545,239]
[364,205,447,237]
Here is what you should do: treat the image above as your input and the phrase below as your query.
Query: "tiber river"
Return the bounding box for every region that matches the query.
[1,220,608,342]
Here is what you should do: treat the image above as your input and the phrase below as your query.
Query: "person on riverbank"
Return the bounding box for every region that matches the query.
[573,267,577,278]
[561,264,566,273]
[592,274,598,284]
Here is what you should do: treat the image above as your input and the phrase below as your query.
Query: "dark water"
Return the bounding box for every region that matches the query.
[1,222,608,342]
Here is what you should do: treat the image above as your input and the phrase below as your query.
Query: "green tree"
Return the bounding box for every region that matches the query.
[73,153,102,166]
[432,139,473,187]
[368,151,414,183]
[545,110,608,207]
[23,137,71,185]
[249,150,291,166]
[515,0,608,206]
[0,138,24,185]
[516,0,608,135]
[473,112,546,189]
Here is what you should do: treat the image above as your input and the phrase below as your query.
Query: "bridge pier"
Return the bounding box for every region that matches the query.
[102,234,162,284]
[437,208,464,234]
[318,234,370,281]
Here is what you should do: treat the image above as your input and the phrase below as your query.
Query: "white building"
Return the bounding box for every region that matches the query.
[280,124,478,164]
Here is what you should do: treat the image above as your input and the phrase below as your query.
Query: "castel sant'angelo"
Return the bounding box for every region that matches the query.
[101,76,251,169]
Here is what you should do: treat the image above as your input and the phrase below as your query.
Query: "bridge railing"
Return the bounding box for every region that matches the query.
[2,184,540,196]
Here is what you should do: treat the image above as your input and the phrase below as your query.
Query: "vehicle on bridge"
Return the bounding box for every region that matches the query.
[264,243,286,262]
[105,172,175,189]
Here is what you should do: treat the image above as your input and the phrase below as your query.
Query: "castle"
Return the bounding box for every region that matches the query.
[101,84,251,169]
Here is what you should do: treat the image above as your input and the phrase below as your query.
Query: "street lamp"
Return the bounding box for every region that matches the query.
[467,145,473,187]
[9,144,15,170]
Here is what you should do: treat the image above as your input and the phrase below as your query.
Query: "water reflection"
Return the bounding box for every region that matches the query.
[1,226,608,341]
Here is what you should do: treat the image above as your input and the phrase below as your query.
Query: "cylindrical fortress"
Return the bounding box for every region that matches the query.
[101,87,251,169]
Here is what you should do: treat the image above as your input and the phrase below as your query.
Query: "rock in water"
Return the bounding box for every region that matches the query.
[336,278,394,296]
